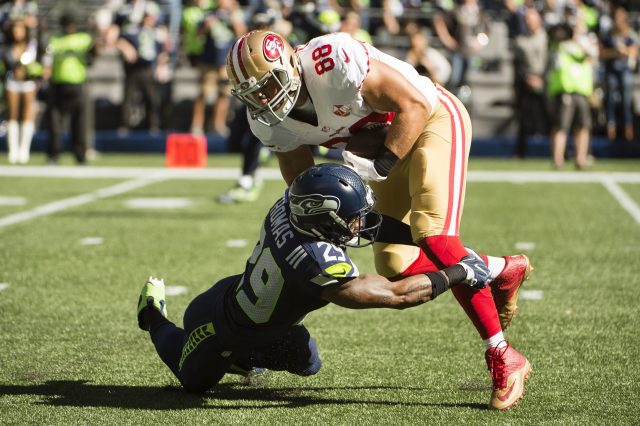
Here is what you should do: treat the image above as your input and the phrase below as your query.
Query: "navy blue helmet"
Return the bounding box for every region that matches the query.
[288,163,382,247]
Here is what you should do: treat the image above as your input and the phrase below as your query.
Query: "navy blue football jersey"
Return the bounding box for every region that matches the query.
[211,192,359,348]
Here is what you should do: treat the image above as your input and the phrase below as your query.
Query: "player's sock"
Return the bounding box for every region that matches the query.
[149,320,186,378]
[486,255,506,279]
[144,307,169,329]
[451,285,503,339]
[483,332,508,350]
[475,253,506,280]
[418,236,503,340]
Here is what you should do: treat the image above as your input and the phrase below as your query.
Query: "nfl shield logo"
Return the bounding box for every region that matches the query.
[333,105,351,117]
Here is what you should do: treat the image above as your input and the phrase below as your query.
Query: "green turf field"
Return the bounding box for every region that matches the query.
[1,154,639,424]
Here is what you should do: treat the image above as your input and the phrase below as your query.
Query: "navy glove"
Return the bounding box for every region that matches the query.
[458,248,491,289]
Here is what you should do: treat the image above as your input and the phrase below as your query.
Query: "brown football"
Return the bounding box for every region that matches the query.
[345,126,388,159]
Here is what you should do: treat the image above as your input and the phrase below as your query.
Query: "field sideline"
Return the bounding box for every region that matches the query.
[1,155,639,424]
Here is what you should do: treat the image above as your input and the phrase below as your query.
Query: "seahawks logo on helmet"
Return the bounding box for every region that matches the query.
[289,194,340,216]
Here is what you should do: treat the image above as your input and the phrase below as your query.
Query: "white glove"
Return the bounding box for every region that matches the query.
[342,150,386,182]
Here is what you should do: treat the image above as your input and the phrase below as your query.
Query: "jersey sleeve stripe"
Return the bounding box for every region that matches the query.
[356,40,370,90]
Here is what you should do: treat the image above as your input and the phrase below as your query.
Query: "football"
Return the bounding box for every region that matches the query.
[345,126,388,159]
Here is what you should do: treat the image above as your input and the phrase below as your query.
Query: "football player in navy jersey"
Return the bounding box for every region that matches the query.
[136,163,490,393]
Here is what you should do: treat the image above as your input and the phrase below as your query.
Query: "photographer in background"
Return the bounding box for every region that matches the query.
[547,13,597,169]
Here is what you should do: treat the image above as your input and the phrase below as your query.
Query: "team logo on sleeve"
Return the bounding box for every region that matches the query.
[333,105,351,117]
[263,34,284,61]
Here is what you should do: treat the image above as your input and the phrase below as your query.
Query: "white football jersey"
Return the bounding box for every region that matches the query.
[249,32,438,152]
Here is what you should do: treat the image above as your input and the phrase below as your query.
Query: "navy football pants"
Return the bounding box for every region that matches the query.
[149,281,322,393]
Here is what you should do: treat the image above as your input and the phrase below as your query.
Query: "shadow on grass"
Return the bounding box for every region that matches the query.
[0,380,487,410]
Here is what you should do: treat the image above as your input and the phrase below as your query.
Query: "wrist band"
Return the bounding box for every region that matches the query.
[373,145,399,177]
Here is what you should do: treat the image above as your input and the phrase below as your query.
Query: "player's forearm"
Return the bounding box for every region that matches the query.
[385,105,430,160]
[322,274,431,309]
[324,264,470,309]
[391,263,473,307]
[347,274,438,309]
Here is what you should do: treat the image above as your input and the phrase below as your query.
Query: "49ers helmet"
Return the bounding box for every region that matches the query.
[226,30,302,126]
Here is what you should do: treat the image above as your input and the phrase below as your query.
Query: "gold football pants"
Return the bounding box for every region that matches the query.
[371,86,473,277]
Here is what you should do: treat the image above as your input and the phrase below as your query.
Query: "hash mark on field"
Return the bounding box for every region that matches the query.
[0,196,26,206]
[520,290,543,300]
[226,239,248,248]
[515,242,536,251]
[80,237,103,245]
[0,283,9,292]
[165,286,187,296]
[125,198,193,209]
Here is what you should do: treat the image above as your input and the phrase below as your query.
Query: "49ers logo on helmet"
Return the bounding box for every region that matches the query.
[263,34,284,61]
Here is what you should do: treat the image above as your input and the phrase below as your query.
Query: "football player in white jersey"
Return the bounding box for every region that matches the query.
[226,30,532,410]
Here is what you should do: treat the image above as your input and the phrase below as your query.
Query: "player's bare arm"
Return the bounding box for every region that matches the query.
[360,58,432,160]
[321,259,485,310]
[321,273,439,309]
[276,145,316,186]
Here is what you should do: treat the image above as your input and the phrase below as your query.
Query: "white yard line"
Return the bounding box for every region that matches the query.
[601,178,640,224]
[0,165,283,180]
[1,167,640,227]
[2,166,640,182]
[0,174,167,229]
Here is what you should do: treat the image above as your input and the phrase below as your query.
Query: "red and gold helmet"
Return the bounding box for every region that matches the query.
[226,30,302,126]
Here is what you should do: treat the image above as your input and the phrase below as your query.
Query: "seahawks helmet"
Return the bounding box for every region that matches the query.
[289,163,382,248]
[226,30,302,126]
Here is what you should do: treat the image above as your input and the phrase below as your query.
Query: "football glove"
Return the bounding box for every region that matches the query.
[458,248,491,289]
[342,150,386,182]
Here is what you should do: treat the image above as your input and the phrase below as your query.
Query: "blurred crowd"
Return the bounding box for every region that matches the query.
[0,0,639,165]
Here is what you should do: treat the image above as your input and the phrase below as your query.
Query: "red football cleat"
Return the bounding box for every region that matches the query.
[491,255,533,330]
[485,342,532,410]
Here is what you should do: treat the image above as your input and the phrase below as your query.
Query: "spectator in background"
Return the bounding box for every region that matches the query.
[42,12,96,165]
[432,0,490,92]
[2,18,41,164]
[216,11,277,204]
[181,0,209,67]
[115,1,168,131]
[0,0,37,43]
[405,24,452,86]
[513,6,548,158]
[504,0,534,39]
[287,1,339,44]
[339,9,373,45]
[192,0,246,136]
[600,5,638,142]
[547,20,595,169]
[182,0,212,134]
